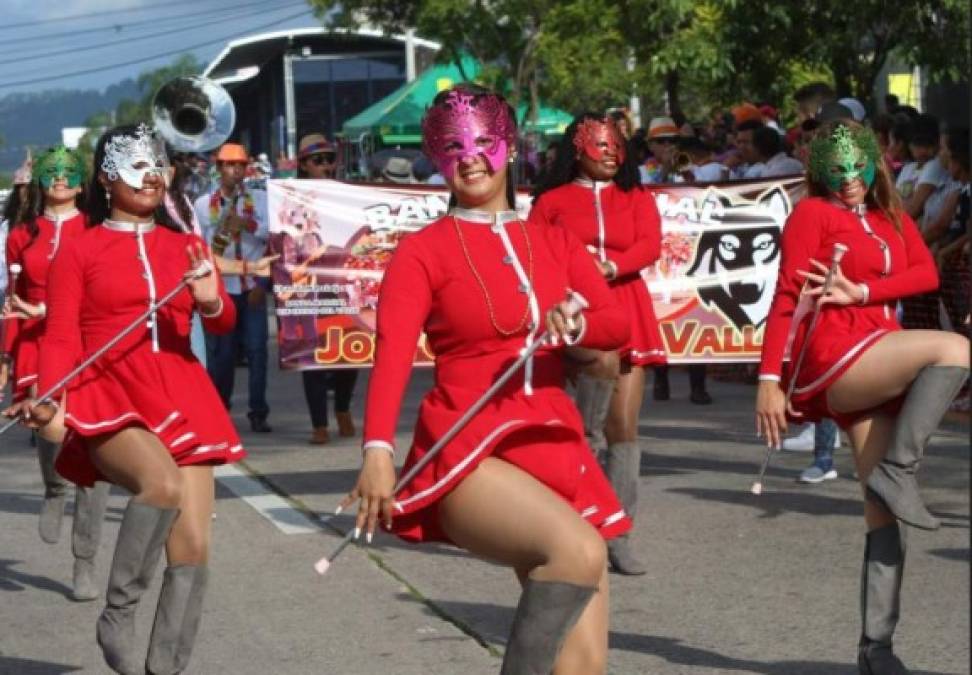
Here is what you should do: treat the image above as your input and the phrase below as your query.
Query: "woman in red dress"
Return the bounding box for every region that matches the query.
[756,121,969,674]
[5,124,244,675]
[530,114,665,575]
[343,85,631,674]
[1,145,111,601]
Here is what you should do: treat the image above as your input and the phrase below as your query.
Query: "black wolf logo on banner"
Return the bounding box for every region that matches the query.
[685,186,791,331]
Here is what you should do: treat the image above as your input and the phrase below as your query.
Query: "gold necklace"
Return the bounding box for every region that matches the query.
[453,215,535,337]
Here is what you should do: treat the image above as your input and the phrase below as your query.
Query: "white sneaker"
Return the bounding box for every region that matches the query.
[782,424,814,452]
[799,465,839,483]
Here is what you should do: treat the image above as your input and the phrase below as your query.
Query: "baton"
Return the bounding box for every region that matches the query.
[315,291,590,575]
[752,243,847,495]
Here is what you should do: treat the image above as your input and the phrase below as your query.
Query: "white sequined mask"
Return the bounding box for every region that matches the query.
[102,124,168,189]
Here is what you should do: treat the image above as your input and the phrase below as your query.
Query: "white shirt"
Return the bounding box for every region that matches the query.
[895,161,922,201]
[691,161,727,182]
[916,156,961,230]
[762,152,805,177]
[194,186,269,295]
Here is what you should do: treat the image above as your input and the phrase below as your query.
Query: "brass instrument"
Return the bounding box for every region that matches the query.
[152,76,238,253]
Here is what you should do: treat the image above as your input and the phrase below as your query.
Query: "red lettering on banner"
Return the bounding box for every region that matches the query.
[342,331,374,364]
[743,325,762,351]
[314,326,343,363]
[662,320,698,356]
[692,326,722,355]
[721,326,743,354]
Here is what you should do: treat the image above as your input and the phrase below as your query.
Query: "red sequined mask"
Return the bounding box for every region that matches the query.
[573,118,626,164]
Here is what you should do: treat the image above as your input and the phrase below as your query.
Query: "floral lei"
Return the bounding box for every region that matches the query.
[209,189,255,232]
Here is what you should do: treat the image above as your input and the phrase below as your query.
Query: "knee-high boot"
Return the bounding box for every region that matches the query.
[500,579,596,675]
[605,441,646,575]
[858,522,909,675]
[97,501,178,675]
[146,565,209,675]
[574,374,614,455]
[71,481,110,601]
[867,365,969,530]
[36,435,68,544]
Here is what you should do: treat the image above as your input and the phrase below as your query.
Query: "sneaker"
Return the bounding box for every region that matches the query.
[782,424,814,452]
[799,464,838,483]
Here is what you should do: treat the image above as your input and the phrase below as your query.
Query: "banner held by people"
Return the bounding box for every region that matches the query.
[267,176,806,369]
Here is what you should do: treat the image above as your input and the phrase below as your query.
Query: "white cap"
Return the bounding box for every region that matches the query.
[838,97,866,122]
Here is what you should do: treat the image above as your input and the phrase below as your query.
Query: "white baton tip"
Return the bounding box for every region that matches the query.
[314,557,331,576]
[750,482,763,496]
[10,263,22,274]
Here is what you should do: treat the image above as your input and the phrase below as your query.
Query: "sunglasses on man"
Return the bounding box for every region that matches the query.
[308,153,336,165]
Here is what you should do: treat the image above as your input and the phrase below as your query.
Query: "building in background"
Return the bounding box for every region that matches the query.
[202,27,439,161]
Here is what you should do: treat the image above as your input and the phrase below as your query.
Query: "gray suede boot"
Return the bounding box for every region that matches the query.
[858,523,910,675]
[71,482,110,602]
[866,365,969,530]
[36,435,68,544]
[97,501,178,675]
[146,565,209,675]
[605,441,646,575]
[500,579,596,675]
[574,374,614,455]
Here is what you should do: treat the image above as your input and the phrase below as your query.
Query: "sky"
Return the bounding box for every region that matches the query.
[0,0,321,95]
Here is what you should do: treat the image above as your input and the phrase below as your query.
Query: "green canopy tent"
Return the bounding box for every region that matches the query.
[340,56,573,146]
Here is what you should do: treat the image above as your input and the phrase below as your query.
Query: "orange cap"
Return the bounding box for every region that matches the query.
[215,143,248,163]
[731,103,762,126]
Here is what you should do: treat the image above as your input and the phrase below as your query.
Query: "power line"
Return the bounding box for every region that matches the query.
[0,8,314,90]
[0,0,215,31]
[0,2,305,66]
[0,0,282,50]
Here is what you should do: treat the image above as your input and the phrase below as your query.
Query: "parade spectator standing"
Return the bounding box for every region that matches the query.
[290,133,360,443]
[642,116,679,184]
[195,143,273,432]
[746,126,805,178]
[731,119,765,178]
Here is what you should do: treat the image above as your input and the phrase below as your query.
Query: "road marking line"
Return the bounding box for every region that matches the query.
[215,464,318,535]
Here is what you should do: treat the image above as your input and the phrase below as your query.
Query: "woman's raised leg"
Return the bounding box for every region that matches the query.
[438,456,608,675]
[88,428,183,675]
[828,330,969,529]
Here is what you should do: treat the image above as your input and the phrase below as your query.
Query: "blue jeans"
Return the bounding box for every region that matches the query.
[813,418,839,470]
[205,292,269,417]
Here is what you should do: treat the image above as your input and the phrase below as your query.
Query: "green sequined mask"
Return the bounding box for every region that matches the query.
[809,125,879,192]
[35,145,85,189]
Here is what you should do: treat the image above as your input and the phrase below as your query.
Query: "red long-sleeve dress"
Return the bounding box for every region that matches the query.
[38,220,246,486]
[760,198,938,427]
[529,179,667,365]
[4,212,87,401]
[364,208,633,543]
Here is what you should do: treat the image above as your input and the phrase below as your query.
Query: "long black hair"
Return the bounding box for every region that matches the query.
[426,83,519,210]
[2,182,31,229]
[531,112,641,201]
[165,147,196,228]
[87,124,179,231]
[16,169,87,245]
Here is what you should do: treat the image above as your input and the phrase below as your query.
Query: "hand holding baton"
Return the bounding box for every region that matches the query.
[751,243,848,496]
[314,291,590,575]
[0,260,214,436]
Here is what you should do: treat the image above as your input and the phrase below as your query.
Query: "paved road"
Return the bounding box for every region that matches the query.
[1,363,968,674]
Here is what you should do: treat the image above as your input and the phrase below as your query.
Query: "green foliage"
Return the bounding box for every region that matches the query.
[309,0,969,125]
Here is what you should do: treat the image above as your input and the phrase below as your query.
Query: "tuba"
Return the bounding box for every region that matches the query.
[152,76,236,153]
[153,76,238,253]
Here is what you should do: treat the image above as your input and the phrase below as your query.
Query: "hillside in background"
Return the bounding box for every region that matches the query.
[0,80,138,171]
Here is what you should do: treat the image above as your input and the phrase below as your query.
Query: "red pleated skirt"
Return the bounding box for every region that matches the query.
[55,345,245,486]
[391,382,632,544]
[612,278,667,366]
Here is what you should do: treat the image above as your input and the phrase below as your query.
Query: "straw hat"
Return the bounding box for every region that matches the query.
[382,157,415,183]
[298,133,335,159]
[647,117,679,139]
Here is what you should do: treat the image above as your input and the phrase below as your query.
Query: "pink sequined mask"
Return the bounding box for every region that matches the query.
[422,90,515,180]
[573,118,626,164]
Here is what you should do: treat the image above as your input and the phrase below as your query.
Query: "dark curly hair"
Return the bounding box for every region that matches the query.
[531,112,641,202]
[87,124,179,231]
